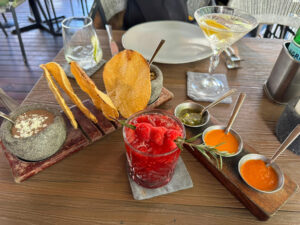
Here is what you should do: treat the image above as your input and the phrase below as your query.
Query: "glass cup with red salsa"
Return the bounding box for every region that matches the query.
[123,109,185,188]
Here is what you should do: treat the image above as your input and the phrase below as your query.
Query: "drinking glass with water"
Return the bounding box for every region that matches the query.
[62,17,102,71]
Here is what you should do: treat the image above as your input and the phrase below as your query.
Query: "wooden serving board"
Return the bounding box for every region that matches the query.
[0,87,174,183]
[185,116,299,221]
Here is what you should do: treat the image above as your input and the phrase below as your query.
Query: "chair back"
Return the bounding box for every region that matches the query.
[90,0,127,29]
[187,0,211,17]
[99,0,127,22]
[228,0,300,28]
[99,0,210,22]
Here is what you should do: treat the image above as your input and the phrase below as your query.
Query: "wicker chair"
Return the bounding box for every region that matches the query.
[228,0,300,29]
[187,0,211,17]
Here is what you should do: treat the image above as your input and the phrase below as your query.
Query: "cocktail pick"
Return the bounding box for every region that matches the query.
[267,125,300,166]
[148,39,165,66]
[0,111,14,124]
[224,93,246,134]
[200,89,237,118]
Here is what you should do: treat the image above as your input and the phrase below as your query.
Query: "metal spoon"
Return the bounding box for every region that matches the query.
[0,111,14,124]
[224,92,246,134]
[267,124,300,166]
[200,89,237,118]
[148,39,165,66]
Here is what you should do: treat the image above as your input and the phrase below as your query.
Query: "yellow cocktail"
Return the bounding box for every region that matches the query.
[193,7,257,98]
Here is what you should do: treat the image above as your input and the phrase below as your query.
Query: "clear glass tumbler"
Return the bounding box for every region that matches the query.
[123,109,186,188]
[62,16,102,70]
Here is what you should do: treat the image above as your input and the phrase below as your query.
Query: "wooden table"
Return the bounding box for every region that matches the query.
[0,30,299,225]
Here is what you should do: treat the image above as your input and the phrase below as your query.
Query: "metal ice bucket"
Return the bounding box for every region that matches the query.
[264,41,300,104]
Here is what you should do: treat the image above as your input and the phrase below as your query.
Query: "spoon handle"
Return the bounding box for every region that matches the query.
[268,125,300,165]
[149,39,165,66]
[200,89,236,117]
[224,92,246,134]
[0,111,14,124]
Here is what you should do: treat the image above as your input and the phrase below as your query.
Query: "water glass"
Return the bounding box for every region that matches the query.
[62,16,102,70]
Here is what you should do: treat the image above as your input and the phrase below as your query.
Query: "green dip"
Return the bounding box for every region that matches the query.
[179,108,206,126]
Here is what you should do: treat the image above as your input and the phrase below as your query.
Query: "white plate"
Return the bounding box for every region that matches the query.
[122,21,212,64]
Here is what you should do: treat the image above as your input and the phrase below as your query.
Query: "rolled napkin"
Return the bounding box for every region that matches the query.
[276,97,300,155]
[187,72,232,104]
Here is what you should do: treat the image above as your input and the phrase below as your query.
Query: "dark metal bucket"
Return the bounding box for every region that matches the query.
[264,41,300,104]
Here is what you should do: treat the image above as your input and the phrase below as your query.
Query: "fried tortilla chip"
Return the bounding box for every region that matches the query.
[70,61,119,120]
[43,62,98,124]
[102,50,151,118]
[40,64,78,129]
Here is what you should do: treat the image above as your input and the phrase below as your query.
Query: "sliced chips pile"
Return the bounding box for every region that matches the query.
[42,62,98,125]
[41,49,151,128]
[70,62,119,120]
[103,50,151,118]
[41,62,118,129]
[40,64,78,129]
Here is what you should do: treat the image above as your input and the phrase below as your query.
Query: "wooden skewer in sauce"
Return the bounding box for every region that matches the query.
[240,159,278,191]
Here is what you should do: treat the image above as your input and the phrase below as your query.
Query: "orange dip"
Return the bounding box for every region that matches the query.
[204,129,238,154]
[240,159,278,191]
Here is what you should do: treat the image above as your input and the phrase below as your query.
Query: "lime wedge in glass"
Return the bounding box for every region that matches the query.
[91,35,101,63]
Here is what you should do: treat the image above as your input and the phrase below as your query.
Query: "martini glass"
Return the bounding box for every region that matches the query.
[194,6,258,98]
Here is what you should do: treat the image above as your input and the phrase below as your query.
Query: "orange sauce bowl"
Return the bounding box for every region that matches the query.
[202,125,243,157]
[238,154,285,193]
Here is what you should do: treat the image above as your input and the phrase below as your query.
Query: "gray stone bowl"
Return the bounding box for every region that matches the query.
[149,64,163,105]
[0,104,67,162]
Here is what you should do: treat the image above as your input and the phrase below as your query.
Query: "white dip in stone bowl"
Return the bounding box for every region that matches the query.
[0,104,67,161]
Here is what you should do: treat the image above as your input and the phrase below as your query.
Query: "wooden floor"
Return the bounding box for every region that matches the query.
[0,0,93,117]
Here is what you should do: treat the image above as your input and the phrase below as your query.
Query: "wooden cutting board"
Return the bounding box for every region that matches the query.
[0,87,174,183]
[185,116,299,221]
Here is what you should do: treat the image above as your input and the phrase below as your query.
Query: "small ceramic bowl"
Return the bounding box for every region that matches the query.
[202,125,243,157]
[174,102,210,128]
[238,153,285,193]
[148,64,163,104]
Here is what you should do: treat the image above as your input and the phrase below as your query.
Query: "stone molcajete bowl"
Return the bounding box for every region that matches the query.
[0,104,67,162]
[149,64,163,105]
